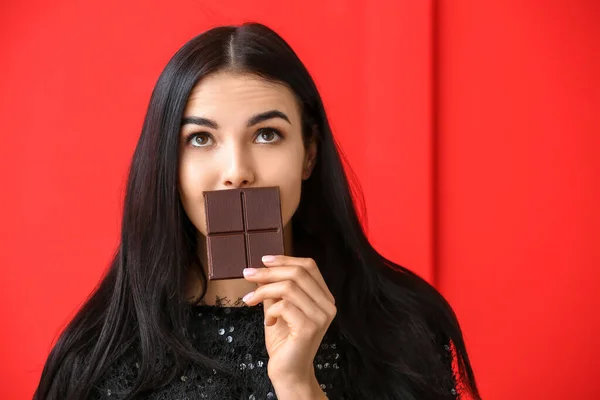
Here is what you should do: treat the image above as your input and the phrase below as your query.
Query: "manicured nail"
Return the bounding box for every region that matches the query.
[243,268,257,277]
[242,292,254,303]
[262,255,276,263]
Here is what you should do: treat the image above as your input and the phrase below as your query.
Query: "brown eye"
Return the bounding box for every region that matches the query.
[255,128,282,144]
[188,133,214,147]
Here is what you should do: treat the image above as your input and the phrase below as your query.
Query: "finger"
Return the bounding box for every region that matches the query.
[265,299,304,328]
[261,256,335,304]
[264,300,320,339]
[243,266,335,315]
[255,282,275,309]
[243,281,330,328]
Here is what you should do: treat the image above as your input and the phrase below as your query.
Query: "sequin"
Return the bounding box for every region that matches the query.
[99,302,346,398]
[444,344,451,352]
[107,389,112,396]
[451,388,457,396]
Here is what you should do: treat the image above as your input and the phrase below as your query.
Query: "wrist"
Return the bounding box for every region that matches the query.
[271,375,326,400]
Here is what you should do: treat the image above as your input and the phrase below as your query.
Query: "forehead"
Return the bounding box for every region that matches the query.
[184,71,301,121]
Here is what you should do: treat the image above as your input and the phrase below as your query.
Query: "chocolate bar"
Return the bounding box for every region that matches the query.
[203,187,285,280]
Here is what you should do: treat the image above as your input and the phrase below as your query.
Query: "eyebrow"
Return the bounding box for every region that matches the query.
[181,110,291,129]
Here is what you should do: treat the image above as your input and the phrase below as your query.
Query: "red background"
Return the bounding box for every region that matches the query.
[1,1,599,399]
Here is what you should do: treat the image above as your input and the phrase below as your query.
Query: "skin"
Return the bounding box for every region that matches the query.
[177,71,334,398]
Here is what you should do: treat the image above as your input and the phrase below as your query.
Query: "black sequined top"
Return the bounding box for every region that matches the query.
[92,302,347,399]
[91,301,459,399]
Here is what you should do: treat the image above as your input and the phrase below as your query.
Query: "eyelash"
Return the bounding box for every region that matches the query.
[184,128,284,148]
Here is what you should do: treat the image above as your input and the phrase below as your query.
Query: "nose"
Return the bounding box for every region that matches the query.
[221,146,255,188]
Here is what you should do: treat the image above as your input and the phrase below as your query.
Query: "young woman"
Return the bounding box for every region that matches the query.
[34,23,480,400]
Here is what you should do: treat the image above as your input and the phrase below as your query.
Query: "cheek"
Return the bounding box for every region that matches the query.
[280,182,301,228]
[259,154,304,228]
[178,159,211,236]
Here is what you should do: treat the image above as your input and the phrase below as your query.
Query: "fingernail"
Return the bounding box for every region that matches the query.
[262,255,276,263]
[243,268,257,276]
[242,292,254,303]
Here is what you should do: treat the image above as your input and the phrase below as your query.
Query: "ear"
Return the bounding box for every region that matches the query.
[302,139,318,180]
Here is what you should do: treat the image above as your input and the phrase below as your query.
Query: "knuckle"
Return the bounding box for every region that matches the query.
[281,280,295,292]
[328,304,338,319]
[315,311,328,326]
[291,266,305,278]
[279,299,292,312]
[266,300,283,317]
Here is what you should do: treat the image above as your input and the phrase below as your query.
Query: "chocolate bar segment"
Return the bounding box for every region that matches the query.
[246,231,285,268]
[243,187,282,231]
[204,188,244,234]
[206,234,247,280]
[203,187,285,280]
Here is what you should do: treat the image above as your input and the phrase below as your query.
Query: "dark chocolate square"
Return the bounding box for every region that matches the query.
[203,187,284,280]
[246,231,285,268]
[207,234,246,280]
[204,188,244,234]
[243,187,282,230]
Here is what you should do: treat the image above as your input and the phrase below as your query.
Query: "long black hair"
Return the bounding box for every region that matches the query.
[34,23,480,400]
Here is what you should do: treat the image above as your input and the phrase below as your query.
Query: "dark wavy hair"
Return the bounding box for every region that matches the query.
[34,22,480,400]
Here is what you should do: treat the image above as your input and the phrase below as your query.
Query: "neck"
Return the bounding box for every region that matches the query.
[186,223,294,306]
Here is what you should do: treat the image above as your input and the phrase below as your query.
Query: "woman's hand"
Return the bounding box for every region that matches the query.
[242,255,336,398]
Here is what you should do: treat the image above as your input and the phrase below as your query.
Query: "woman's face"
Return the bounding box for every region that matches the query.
[178,71,315,237]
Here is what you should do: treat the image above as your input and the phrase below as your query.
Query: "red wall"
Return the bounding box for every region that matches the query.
[0,1,598,399]
[437,2,600,398]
